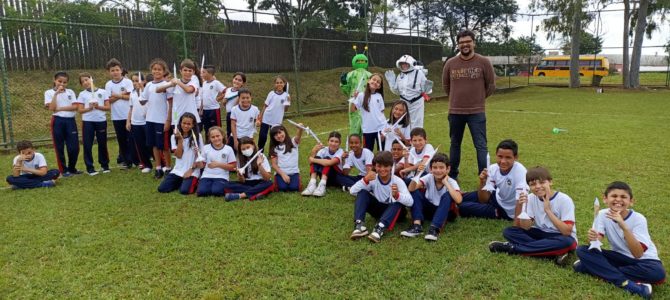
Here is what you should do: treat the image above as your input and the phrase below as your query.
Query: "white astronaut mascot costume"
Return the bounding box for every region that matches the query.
[385,55,433,129]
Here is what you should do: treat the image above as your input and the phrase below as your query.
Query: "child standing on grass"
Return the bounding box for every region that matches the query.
[157,113,204,195]
[349,151,413,243]
[488,167,577,266]
[165,59,200,131]
[75,73,111,176]
[223,72,246,142]
[398,127,434,182]
[224,137,273,201]
[381,100,411,151]
[269,124,303,192]
[458,139,528,220]
[258,75,290,152]
[196,126,237,197]
[199,65,226,138]
[573,181,666,299]
[301,131,344,197]
[230,88,260,151]
[401,153,461,241]
[143,58,173,179]
[350,73,386,152]
[336,134,374,190]
[105,58,135,169]
[6,140,60,189]
[126,73,153,173]
[45,71,80,177]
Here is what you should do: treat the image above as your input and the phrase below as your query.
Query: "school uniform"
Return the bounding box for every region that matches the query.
[6,153,60,189]
[196,144,236,196]
[575,209,666,286]
[310,147,344,186]
[129,91,152,169]
[143,80,173,151]
[171,78,201,126]
[201,79,226,135]
[225,153,274,200]
[336,148,374,188]
[222,88,239,140]
[271,137,301,191]
[229,104,260,148]
[353,92,386,152]
[258,91,290,151]
[75,88,111,172]
[459,161,528,220]
[157,133,204,194]
[382,123,411,151]
[392,69,427,129]
[350,175,413,230]
[105,78,135,166]
[410,174,460,229]
[402,143,435,183]
[502,192,578,256]
[44,88,80,174]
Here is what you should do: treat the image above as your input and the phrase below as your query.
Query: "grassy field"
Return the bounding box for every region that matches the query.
[2,86,670,299]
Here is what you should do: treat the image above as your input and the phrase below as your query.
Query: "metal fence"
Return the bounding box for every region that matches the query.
[0,0,668,148]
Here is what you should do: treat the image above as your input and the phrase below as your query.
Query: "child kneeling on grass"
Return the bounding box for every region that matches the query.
[349,151,413,243]
[401,153,461,241]
[573,181,666,299]
[488,166,577,266]
[224,137,273,201]
[7,140,60,189]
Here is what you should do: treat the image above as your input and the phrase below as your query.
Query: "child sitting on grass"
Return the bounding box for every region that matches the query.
[7,140,60,189]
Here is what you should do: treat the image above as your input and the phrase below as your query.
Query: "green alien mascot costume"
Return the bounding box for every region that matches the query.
[340,48,372,136]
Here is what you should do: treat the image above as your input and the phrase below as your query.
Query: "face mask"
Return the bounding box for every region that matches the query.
[242,148,254,157]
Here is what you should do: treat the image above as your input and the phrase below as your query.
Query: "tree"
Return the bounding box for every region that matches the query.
[477,36,543,57]
[561,31,602,54]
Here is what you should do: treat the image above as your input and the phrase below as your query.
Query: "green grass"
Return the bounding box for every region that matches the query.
[2,86,670,298]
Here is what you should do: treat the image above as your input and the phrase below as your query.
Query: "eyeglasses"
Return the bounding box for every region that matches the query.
[458,40,474,45]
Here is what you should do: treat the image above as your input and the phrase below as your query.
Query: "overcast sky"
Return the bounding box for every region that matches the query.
[223,0,669,56]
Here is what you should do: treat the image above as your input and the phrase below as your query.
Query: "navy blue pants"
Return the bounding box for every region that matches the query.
[503,227,576,256]
[6,169,60,189]
[225,112,232,141]
[50,116,80,173]
[458,191,511,220]
[275,173,301,192]
[410,190,455,229]
[113,119,133,166]
[448,112,487,180]
[131,124,153,169]
[310,159,342,187]
[157,173,198,195]
[82,121,109,172]
[202,109,222,138]
[575,245,667,286]
[354,191,406,230]
[225,179,274,200]
[363,131,381,153]
[257,123,272,153]
[335,173,363,188]
[197,177,228,197]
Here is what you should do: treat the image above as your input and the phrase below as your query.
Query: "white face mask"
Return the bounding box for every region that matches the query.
[242,148,254,157]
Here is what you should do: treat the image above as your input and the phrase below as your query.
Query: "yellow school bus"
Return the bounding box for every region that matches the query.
[533,55,609,77]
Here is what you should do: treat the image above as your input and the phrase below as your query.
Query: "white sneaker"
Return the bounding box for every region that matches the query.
[312,182,327,197]
[141,168,152,173]
[301,180,317,196]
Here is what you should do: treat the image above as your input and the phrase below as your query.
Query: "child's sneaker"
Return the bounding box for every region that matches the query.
[312,181,327,197]
[554,251,573,267]
[572,260,585,273]
[154,168,164,179]
[301,179,317,196]
[40,180,56,188]
[489,241,513,254]
[119,162,129,170]
[367,223,385,243]
[400,224,423,238]
[141,167,152,174]
[102,168,111,174]
[87,170,99,176]
[622,280,652,299]
[424,226,440,241]
[350,220,368,240]
[225,193,241,202]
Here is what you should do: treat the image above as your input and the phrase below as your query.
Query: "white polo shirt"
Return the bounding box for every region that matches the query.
[13,152,47,175]
[594,209,659,260]
[262,91,290,126]
[481,161,528,219]
[353,92,386,133]
[75,88,109,122]
[343,148,374,174]
[272,137,300,175]
[419,174,460,206]
[200,144,236,180]
[44,88,77,118]
[527,191,577,241]
[230,104,259,138]
[105,78,134,121]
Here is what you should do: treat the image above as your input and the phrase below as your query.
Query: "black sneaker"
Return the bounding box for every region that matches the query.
[489,241,513,254]
[350,221,368,240]
[119,162,129,170]
[400,223,423,238]
[425,226,440,241]
[554,251,573,267]
[154,169,164,179]
[622,280,652,299]
[367,224,385,243]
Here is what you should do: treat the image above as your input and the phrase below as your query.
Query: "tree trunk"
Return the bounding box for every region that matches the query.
[629,0,649,88]
[569,0,582,88]
[622,0,631,88]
